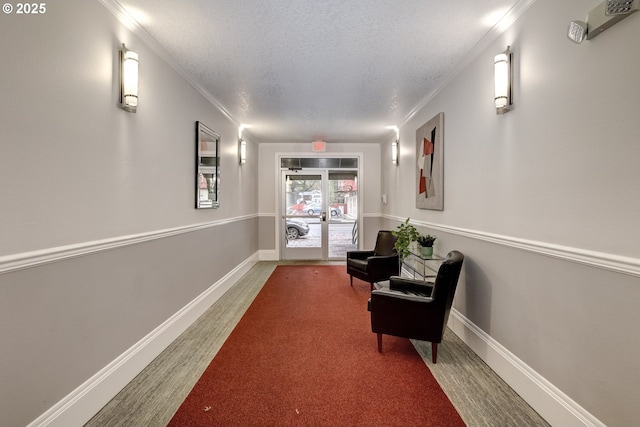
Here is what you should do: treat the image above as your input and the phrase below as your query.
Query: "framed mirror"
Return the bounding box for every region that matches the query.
[196,121,220,209]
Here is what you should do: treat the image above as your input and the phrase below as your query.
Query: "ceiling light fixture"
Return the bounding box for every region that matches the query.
[119,44,138,113]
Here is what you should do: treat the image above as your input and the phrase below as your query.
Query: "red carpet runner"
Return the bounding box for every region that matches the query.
[168,265,465,427]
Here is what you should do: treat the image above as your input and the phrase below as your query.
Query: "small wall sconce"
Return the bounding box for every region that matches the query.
[391,140,398,165]
[120,44,139,113]
[494,46,512,114]
[238,124,252,165]
[239,138,247,164]
[386,125,399,165]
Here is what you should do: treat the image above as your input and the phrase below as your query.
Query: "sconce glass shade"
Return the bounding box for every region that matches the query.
[239,139,247,164]
[494,47,512,114]
[391,140,398,165]
[120,44,138,112]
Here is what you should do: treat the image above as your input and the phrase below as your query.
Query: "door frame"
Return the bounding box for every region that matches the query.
[276,153,362,260]
[280,169,327,260]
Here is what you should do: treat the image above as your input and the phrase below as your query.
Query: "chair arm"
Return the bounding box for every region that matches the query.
[389,276,434,296]
[366,254,400,279]
[371,288,434,304]
[347,250,375,260]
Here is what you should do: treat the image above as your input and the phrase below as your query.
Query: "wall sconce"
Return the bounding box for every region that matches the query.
[120,44,138,113]
[494,46,512,114]
[239,138,247,164]
[391,140,398,165]
[238,124,251,165]
[386,125,399,165]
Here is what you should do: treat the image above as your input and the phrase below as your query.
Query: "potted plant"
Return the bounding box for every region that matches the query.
[392,218,419,261]
[416,234,437,258]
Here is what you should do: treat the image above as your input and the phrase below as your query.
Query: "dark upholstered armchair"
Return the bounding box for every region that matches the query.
[346,230,399,291]
[368,250,464,363]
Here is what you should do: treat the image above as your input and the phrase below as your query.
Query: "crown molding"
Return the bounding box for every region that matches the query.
[97,0,238,125]
[400,0,537,128]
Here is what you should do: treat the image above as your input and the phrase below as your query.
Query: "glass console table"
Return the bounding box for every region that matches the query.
[401,250,444,281]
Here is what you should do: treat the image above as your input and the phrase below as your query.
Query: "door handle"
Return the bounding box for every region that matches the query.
[322,211,327,222]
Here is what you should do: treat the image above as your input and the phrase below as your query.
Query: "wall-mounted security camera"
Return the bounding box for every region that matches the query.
[568,0,638,43]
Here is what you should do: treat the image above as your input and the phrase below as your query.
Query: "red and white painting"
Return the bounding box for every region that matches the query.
[416,112,444,210]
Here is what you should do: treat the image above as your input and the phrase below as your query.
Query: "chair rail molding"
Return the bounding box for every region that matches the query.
[383,215,640,278]
[0,214,258,275]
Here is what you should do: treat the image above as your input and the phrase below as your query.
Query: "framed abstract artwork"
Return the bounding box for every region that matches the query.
[416,112,444,210]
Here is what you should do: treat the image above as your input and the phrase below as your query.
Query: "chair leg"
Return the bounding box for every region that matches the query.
[370,282,374,291]
[377,333,383,353]
[432,342,438,364]
[350,275,353,287]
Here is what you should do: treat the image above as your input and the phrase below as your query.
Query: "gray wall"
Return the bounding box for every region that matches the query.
[3,0,639,426]
[383,0,640,425]
[1,220,257,426]
[0,1,258,426]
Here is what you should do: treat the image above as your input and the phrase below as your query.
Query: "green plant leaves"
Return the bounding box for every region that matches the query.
[392,218,419,260]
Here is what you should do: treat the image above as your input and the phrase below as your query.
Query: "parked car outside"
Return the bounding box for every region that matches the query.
[305,203,340,217]
[286,218,310,239]
[286,202,309,216]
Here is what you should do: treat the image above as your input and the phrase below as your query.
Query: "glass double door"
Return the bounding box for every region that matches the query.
[281,169,358,260]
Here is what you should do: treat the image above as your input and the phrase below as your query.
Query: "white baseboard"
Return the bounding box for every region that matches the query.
[448,310,606,427]
[259,249,278,261]
[27,252,260,427]
[28,252,605,427]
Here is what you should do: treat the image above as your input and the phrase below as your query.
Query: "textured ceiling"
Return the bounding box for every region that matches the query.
[116,0,522,143]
